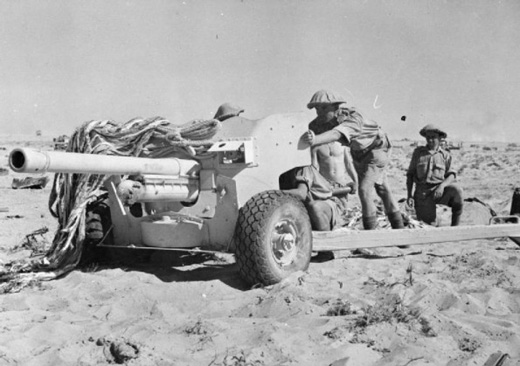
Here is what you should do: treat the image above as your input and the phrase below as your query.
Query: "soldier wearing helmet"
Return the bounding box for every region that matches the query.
[303,89,405,231]
[297,90,358,232]
[406,124,463,226]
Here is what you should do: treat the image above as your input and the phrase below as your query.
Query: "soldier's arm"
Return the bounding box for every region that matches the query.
[311,147,319,170]
[439,156,456,187]
[304,123,350,147]
[444,153,457,180]
[439,153,456,188]
[406,149,418,200]
[282,182,309,202]
[311,129,343,146]
[434,172,455,200]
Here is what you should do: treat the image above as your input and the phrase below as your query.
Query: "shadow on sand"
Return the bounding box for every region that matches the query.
[80,248,250,290]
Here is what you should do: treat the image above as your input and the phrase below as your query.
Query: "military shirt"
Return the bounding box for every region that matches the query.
[332,107,382,151]
[407,146,456,185]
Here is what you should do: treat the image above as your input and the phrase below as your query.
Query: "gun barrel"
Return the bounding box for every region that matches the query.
[9,148,200,177]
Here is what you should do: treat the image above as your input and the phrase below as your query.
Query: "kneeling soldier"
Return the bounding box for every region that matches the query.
[406,124,463,226]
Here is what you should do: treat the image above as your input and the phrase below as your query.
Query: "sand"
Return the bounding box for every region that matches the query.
[1,134,519,366]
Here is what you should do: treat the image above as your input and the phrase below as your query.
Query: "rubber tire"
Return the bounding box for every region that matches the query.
[234,190,313,286]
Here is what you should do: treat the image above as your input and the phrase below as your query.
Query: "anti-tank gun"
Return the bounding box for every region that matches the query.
[9,112,520,287]
[9,113,314,286]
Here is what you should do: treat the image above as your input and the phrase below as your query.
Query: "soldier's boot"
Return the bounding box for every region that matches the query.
[362,215,379,230]
[388,211,409,248]
[388,211,405,229]
[451,204,463,226]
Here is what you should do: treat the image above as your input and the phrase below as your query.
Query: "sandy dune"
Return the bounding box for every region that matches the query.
[1,134,519,365]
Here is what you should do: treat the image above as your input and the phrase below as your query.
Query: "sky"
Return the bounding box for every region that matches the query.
[1,0,519,142]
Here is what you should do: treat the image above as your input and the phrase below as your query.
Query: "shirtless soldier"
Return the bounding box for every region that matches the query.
[303,90,405,231]
[280,91,357,232]
[307,92,358,230]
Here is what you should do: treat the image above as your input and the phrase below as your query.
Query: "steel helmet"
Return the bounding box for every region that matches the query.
[420,124,448,139]
[307,90,346,109]
[213,103,244,121]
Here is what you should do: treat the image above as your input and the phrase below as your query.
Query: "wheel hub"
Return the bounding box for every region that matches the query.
[272,220,298,266]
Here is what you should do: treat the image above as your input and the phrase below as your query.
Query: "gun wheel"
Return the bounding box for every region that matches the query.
[234,190,312,286]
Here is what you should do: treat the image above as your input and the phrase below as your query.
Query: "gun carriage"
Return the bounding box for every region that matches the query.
[9,113,520,286]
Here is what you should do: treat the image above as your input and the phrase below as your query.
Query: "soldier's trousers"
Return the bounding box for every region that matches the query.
[352,141,400,220]
[414,183,463,225]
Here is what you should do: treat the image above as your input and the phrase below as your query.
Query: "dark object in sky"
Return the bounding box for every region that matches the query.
[401,115,407,121]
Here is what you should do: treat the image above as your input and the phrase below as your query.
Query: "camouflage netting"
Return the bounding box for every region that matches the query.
[0,116,221,293]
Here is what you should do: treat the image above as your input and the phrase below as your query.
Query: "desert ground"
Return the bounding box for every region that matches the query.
[1,132,519,366]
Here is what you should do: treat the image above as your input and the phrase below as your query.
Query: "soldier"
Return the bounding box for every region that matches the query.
[280,165,354,231]
[307,91,358,230]
[303,90,404,230]
[406,124,463,226]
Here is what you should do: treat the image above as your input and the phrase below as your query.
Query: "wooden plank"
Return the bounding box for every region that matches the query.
[312,224,520,251]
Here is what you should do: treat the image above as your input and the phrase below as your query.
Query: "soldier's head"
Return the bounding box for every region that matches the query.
[307,90,346,123]
[420,124,447,151]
